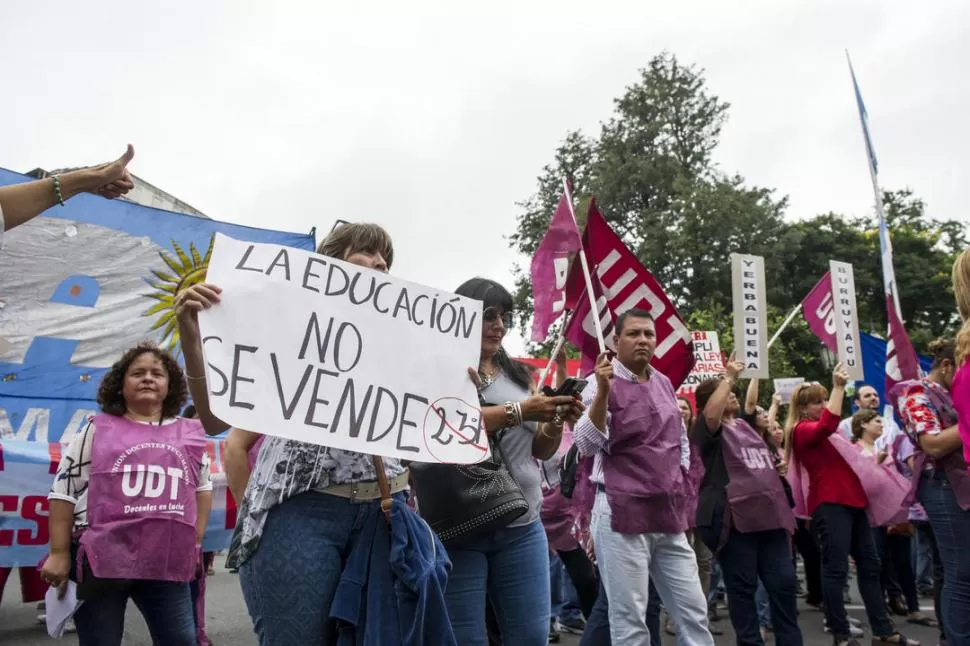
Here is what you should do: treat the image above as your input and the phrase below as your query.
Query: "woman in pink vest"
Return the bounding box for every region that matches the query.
[40,342,212,646]
[692,358,802,645]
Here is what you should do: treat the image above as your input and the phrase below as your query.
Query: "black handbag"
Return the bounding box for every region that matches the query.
[409,428,529,546]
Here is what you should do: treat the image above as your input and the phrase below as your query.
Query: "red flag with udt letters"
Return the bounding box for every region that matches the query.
[563,200,694,386]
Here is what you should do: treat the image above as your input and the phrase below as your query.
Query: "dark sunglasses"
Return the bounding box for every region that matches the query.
[483,307,513,328]
[330,219,350,233]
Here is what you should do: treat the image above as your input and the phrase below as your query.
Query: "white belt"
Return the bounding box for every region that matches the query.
[316,471,409,501]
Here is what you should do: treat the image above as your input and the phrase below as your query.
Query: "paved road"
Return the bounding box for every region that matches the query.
[1,561,942,645]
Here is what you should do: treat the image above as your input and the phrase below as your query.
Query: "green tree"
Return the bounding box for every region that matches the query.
[511,52,788,350]
[511,51,967,378]
[771,190,966,354]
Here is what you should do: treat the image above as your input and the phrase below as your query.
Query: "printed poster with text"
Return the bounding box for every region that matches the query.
[678,331,725,395]
[198,234,487,464]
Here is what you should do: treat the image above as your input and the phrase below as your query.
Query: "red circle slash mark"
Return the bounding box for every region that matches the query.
[422,397,488,464]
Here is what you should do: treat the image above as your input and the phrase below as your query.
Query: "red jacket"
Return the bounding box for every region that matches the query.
[793,408,868,514]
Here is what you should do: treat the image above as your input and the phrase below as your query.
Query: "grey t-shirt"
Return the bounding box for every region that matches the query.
[482,372,542,528]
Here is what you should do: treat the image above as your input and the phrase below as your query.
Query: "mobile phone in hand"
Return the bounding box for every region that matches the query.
[554,377,588,397]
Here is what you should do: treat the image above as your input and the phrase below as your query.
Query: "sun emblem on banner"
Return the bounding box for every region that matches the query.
[142,236,214,353]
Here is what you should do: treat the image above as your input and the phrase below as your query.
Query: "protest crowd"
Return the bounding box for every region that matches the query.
[1,78,969,646]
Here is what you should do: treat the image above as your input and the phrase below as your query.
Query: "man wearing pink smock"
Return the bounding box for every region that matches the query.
[573,309,712,645]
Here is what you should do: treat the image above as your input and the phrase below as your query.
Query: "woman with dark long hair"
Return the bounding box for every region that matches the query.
[427,277,583,646]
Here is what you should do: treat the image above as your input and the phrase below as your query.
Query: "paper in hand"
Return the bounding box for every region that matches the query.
[44,580,82,638]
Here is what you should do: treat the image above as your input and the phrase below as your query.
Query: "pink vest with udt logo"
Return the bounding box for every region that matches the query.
[77,414,206,582]
[602,371,690,535]
[719,419,795,541]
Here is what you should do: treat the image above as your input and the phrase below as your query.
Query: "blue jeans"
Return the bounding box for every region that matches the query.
[698,506,802,646]
[580,579,661,646]
[445,520,550,646]
[913,521,935,593]
[549,552,583,623]
[755,580,770,628]
[73,580,195,646]
[708,559,723,608]
[239,491,401,646]
[920,469,970,645]
[561,568,583,623]
[550,551,565,619]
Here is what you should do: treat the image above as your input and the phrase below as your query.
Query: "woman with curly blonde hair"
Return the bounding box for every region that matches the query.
[40,341,212,646]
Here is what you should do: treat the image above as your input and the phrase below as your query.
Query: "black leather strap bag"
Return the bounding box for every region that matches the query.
[410,428,528,546]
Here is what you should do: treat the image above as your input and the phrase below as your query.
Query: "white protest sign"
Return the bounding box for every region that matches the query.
[731,254,769,379]
[773,377,805,404]
[198,233,487,464]
[830,260,864,381]
[678,331,724,393]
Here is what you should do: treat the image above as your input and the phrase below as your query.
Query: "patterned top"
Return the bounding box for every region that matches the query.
[226,439,405,568]
[48,418,213,530]
[896,380,947,439]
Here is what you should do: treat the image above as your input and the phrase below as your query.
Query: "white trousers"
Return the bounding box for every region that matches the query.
[591,490,714,646]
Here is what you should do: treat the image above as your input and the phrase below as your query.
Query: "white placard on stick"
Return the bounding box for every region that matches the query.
[830,260,864,381]
[678,331,724,393]
[198,233,487,464]
[773,377,805,404]
[731,254,769,379]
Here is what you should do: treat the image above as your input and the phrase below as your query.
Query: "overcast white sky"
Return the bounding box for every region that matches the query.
[2,1,966,354]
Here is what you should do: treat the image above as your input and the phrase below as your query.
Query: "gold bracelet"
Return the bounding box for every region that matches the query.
[186,374,207,381]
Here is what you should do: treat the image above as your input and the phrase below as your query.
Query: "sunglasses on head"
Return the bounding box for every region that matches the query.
[330,219,350,233]
[483,307,514,328]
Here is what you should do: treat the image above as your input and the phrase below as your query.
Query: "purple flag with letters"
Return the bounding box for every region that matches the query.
[800,272,837,352]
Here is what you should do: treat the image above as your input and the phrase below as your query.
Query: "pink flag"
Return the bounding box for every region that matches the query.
[885,293,921,390]
[563,201,694,387]
[530,194,583,342]
[800,272,837,352]
[787,432,910,526]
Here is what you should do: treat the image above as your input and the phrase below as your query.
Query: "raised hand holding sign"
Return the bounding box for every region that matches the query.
[198,234,487,465]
